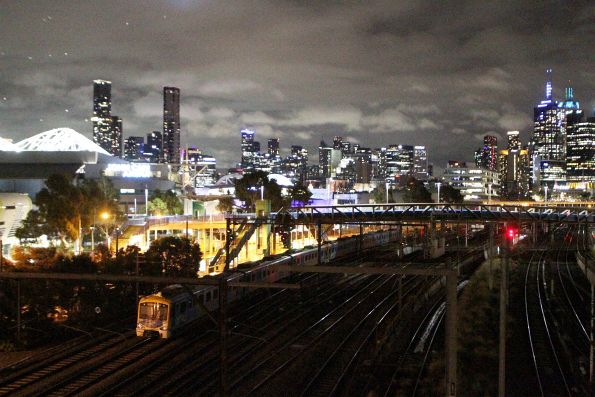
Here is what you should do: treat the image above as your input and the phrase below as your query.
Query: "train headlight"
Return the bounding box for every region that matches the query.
[159,325,168,331]
[137,323,143,329]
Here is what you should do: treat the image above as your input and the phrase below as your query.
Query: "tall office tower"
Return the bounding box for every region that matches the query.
[241,128,257,170]
[124,136,145,162]
[531,69,566,188]
[92,79,117,155]
[481,135,498,171]
[333,136,343,150]
[413,146,429,180]
[109,116,123,157]
[162,87,181,164]
[507,130,521,151]
[267,138,280,157]
[144,131,162,163]
[372,147,387,179]
[319,140,341,179]
[498,131,530,199]
[353,148,372,184]
[341,141,351,155]
[319,140,332,179]
[474,149,482,168]
[284,145,308,182]
[385,144,414,179]
[567,115,595,183]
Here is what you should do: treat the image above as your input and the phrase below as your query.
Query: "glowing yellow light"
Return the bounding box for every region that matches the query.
[100,212,110,220]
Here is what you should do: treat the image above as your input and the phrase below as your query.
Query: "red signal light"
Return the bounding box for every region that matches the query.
[505,227,517,240]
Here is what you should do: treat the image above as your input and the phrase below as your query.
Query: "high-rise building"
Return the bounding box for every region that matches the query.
[282,145,308,182]
[386,144,414,179]
[498,131,530,199]
[267,138,280,157]
[241,128,257,170]
[475,135,498,171]
[413,146,429,180]
[567,115,595,183]
[507,130,521,151]
[124,136,144,162]
[163,87,181,165]
[109,116,123,157]
[333,136,343,150]
[144,131,162,163]
[318,139,341,180]
[531,69,567,188]
[92,79,121,157]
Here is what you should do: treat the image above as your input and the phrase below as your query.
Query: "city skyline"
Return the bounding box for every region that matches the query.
[0,1,594,168]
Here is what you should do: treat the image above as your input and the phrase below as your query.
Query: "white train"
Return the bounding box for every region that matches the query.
[137,229,403,338]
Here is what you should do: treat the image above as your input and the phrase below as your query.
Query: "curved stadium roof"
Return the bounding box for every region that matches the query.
[0,137,19,151]
[13,127,111,155]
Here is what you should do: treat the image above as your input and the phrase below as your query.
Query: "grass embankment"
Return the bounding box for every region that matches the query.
[420,257,516,396]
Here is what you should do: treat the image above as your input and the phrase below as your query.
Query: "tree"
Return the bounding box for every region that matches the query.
[234,171,283,211]
[144,236,202,277]
[401,176,432,203]
[440,184,464,203]
[216,196,235,213]
[16,174,122,246]
[148,189,183,215]
[289,183,312,207]
[371,184,394,203]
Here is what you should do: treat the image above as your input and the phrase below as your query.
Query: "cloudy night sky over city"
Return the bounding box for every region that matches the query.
[0,0,593,168]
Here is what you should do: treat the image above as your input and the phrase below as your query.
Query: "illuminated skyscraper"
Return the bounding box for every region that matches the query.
[475,135,498,171]
[241,128,257,170]
[498,131,530,199]
[567,115,595,183]
[124,136,144,162]
[163,87,181,164]
[267,138,280,157]
[531,69,566,188]
[92,79,122,157]
[413,146,428,180]
[386,144,414,179]
[144,131,162,163]
[110,116,123,157]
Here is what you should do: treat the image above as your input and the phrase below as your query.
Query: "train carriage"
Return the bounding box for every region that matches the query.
[137,228,399,338]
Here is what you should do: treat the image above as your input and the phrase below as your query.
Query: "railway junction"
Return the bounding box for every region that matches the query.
[0,203,594,396]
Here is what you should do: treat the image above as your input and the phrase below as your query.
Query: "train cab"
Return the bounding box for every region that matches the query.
[137,295,171,338]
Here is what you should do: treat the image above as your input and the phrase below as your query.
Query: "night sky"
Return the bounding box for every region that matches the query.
[0,1,593,169]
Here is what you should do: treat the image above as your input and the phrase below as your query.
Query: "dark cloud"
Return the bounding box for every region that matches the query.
[0,0,593,167]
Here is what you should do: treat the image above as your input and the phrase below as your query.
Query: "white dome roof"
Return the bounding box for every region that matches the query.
[0,137,18,151]
[215,173,244,186]
[268,174,294,187]
[14,127,111,155]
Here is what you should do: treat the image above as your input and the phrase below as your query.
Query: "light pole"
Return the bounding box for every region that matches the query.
[100,211,111,253]
[436,182,441,204]
[488,183,492,204]
[385,181,390,204]
[115,227,120,257]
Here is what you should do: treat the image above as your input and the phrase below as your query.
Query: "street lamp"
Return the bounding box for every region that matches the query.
[100,211,111,252]
[436,182,441,204]
[385,181,390,204]
[488,183,492,204]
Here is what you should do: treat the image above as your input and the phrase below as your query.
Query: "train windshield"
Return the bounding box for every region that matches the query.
[139,302,168,327]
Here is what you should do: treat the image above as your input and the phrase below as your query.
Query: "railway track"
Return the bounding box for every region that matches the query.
[3,237,470,396]
[524,247,572,396]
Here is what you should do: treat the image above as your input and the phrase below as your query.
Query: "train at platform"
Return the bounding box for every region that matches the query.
[137,229,401,338]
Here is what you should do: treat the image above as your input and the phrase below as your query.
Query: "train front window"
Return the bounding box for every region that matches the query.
[139,303,168,327]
